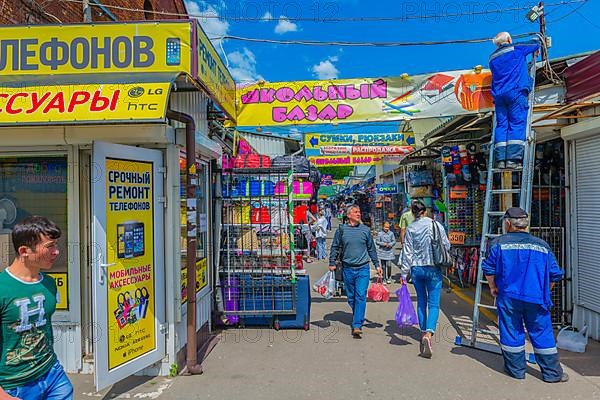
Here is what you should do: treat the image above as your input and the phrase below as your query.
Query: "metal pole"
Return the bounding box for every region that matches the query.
[83,0,92,22]
[539,1,548,64]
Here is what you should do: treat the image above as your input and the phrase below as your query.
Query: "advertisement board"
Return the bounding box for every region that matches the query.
[105,158,156,370]
[0,82,171,125]
[237,70,493,126]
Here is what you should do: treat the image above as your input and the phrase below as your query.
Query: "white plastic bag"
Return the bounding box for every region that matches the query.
[312,271,336,300]
[557,326,588,353]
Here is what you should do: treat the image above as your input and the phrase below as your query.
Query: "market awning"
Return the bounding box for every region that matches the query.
[0,72,199,126]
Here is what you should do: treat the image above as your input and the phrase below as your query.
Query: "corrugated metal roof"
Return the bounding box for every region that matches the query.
[239,132,301,157]
[564,51,600,102]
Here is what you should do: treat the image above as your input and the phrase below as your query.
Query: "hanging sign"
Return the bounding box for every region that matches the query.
[448,231,466,245]
[105,159,156,370]
[308,155,384,167]
[237,70,494,126]
[305,132,414,158]
[376,184,398,195]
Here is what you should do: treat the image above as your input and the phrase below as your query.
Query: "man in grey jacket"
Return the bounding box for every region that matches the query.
[329,205,382,338]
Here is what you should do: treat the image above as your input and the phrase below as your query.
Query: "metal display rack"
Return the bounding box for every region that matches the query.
[219,166,307,329]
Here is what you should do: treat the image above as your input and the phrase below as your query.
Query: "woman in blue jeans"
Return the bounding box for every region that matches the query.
[401,200,450,358]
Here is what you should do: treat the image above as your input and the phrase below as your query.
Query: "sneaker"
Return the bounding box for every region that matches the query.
[495,161,506,169]
[545,373,569,383]
[352,328,363,339]
[505,160,522,169]
[386,279,392,284]
[420,336,432,358]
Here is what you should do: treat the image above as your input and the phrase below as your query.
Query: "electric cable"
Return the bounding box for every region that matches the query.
[59,0,586,23]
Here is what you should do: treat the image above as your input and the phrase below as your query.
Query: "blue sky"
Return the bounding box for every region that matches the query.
[185,0,599,83]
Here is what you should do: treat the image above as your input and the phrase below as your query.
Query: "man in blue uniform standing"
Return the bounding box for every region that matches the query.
[489,32,541,169]
[482,207,568,382]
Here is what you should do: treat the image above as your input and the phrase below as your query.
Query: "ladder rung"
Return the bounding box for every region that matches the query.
[479,279,489,284]
[479,328,500,336]
[491,189,521,194]
[477,303,497,310]
[491,167,523,173]
[487,211,505,217]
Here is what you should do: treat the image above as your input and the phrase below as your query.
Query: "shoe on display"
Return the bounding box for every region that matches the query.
[505,160,522,169]
[495,161,505,169]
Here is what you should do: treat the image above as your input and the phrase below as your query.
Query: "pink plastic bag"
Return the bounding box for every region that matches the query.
[367,278,390,302]
[395,283,418,327]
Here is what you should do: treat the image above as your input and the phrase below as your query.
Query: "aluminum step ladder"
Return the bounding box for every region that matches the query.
[455,59,537,361]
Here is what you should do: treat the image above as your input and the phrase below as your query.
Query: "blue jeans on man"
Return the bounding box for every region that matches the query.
[411,266,443,333]
[316,237,327,259]
[5,360,73,400]
[343,263,371,329]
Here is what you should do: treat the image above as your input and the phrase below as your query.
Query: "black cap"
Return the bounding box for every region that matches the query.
[503,207,528,219]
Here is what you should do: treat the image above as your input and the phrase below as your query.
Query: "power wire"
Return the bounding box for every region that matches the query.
[212,33,537,47]
[58,0,586,23]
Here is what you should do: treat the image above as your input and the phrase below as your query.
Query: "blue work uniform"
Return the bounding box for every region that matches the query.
[482,232,564,381]
[489,40,540,163]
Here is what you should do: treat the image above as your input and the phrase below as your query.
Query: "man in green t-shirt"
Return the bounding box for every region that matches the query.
[0,216,73,400]
[399,207,415,247]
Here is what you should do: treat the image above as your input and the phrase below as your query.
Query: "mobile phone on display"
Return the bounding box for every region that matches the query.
[166,38,181,66]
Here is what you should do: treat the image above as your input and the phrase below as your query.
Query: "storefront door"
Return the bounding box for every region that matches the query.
[91,141,166,390]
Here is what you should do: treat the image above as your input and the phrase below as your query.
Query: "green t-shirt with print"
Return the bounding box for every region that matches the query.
[0,270,58,390]
[399,211,415,229]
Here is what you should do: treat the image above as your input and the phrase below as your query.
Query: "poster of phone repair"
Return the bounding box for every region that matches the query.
[105,158,156,370]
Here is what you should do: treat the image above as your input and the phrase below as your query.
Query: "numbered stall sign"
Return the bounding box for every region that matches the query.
[448,231,466,245]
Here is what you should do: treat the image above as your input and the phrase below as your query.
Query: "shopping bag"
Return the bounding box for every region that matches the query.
[395,283,418,328]
[312,271,336,300]
[367,278,390,302]
[557,326,588,353]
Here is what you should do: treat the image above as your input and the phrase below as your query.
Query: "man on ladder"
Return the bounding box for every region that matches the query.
[490,31,541,169]
[482,207,568,383]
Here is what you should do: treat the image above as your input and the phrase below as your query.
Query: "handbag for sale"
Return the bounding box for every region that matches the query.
[431,220,453,268]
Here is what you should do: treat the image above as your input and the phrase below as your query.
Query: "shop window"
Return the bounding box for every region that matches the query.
[0,156,68,275]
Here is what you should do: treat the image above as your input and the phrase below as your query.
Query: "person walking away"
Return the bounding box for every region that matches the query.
[0,216,74,399]
[490,31,540,169]
[312,210,329,260]
[376,221,397,284]
[324,205,332,231]
[401,200,450,358]
[482,207,568,382]
[329,205,382,339]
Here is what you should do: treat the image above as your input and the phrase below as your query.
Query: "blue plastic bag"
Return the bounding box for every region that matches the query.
[395,283,418,328]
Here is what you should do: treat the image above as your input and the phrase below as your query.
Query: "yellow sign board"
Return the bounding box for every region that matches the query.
[195,23,236,119]
[0,22,192,75]
[181,258,208,304]
[237,71,494,126]
[48,272,68,311]
[105,158,156,370]
[0,82,171,125]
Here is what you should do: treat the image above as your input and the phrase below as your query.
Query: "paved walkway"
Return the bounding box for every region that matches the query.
[72,223,600,399]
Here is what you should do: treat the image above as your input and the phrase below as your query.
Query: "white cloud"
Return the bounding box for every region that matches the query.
[262,11,273,21]
[311,56,340,79]
[185,1,229,45]
[274,16,298,34]
[228,48,264,82]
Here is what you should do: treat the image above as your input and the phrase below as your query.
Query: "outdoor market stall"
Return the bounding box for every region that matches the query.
[0,21,234,390]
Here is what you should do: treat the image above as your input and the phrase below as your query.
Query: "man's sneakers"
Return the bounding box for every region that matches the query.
[546,373,570,383]
[505,160,522,169]
[352,328,363,339]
